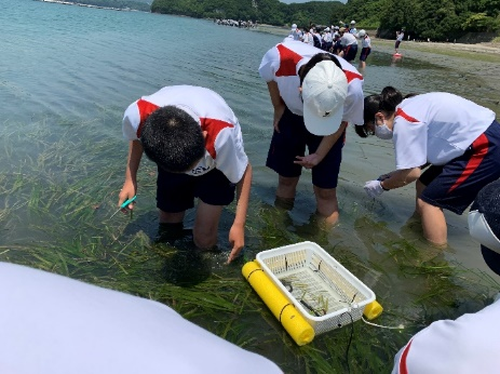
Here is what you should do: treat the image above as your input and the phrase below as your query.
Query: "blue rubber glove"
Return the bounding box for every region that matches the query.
[364,180,385,198]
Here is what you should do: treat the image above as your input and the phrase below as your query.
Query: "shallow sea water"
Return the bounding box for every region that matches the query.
[1,1,499,372]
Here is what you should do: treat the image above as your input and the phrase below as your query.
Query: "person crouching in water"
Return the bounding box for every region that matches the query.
[355,86,500,246]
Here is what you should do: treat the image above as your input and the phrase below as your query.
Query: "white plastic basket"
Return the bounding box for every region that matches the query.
[256,241,375,335]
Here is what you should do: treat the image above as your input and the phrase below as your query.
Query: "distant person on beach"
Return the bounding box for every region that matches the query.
[289,23,302,41]
[118,85,253,263]
[395,29,405,53]
[357,29,371,70]
[311,26,323,49]
[259,40,364,225]
[349,20,357,35]
[392,179,500,374]
[339,27,358,62]
[301,28,314,45]
[331,26,343,54]
[322,27,333,51]
[355,86,500,246]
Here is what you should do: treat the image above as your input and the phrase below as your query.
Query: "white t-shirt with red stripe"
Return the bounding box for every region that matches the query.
[0,262,283,374]
[258,39,364,126]
[392,93,495,169]
[122,85,248,184]
[392,298,500,374]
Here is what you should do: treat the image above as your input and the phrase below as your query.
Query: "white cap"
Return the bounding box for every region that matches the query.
[325,27,330,31]
[301,60,347,136]
[291,23,297,30]
[358,29,366,37]
[350,20,356,24]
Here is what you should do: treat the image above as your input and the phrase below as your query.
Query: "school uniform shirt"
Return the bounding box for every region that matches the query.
[122,85,248,184]
[392,92,495,169]
[0,262,283,374]
[392,298,500,374]
[301,32,314,45]
[258,40,364,126]
[340,32,358,47]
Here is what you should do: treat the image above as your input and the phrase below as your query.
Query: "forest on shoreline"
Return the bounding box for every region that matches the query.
[43,0,500,42]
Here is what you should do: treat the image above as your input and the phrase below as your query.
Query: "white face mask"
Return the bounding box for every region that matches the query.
[375,121,393,140]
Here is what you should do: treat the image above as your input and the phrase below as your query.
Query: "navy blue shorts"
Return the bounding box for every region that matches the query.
[156,168,236,213]
[419,120,500,214]
[343,44,358,62]
[359,47,371,61]
[266,106,344,189]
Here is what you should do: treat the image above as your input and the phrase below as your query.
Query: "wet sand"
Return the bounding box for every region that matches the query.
[372,38,500,108]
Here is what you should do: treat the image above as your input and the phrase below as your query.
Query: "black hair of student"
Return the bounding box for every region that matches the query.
[140,106,205,173]
[299,53,343,85]
[379,86,403,113]
[354,94,381,138]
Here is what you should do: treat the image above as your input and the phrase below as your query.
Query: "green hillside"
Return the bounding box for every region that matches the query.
[150,0,500,41]
[59,0,500,42]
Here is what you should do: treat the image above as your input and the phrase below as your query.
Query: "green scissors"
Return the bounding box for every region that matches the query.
[110,195,137,219]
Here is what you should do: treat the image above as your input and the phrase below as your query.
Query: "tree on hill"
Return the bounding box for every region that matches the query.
[150,0,341,27]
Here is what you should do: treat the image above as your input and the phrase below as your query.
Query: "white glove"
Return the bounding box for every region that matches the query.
[364,180,385,198]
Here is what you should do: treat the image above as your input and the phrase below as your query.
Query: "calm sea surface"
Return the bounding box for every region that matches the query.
[1,0,498,371]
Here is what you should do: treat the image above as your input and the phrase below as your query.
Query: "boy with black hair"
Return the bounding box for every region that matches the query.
[118,85,252,264]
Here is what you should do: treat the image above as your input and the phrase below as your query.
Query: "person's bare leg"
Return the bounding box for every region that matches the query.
[276,175,299,199]
[192,201,224,250]
[275,175,299,209]
[417,198,447,246]
[313,186,339,226]
[159,210,185,224]
[414,179,426,215]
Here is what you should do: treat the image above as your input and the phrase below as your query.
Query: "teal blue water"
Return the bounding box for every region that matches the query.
[1,0,498,371]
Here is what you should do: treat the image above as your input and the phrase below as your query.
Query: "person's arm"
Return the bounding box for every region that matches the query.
[380,167,421,190]
[227,163,253,263]
[364,167,421,198]
[266,81,286,133]
[294,121,348,169]
[118,140,143,210]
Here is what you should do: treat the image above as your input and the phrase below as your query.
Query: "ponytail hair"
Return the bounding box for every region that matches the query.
[379,86,403,113]
[355,87,403,138]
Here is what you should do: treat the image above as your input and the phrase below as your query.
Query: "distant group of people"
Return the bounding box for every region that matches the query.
[214,18,257,28]
[287,20,372,71]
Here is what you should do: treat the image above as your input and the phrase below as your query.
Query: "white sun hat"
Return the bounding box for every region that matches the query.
[358,29,366,37]
[301,60,347,136]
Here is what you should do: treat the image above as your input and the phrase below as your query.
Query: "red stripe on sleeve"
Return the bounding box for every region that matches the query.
[399,340,413,374]
[343,69,363,83]
[136,99,160,138]
[395,108,419,123]
[200,118,234,159]
[448,133,489,193]
[275,44,303,77]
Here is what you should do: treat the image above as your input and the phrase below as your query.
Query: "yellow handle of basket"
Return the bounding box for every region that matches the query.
[242,260,315,346]
[363,300,383,320]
